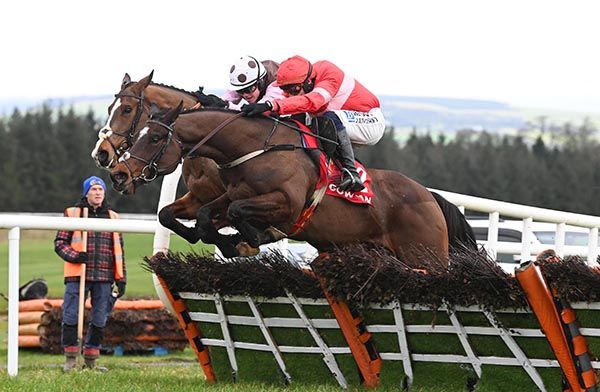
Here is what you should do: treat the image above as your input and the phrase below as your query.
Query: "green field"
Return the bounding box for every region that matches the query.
[0,230,213,312]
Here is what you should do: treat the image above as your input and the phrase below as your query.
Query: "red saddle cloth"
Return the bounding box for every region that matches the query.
[294,120,374,205]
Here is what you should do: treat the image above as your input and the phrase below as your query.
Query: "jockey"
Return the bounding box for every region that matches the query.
[193,56,284,110]
[241,55,385,192]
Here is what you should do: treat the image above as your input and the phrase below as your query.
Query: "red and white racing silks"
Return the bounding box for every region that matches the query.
[272,60,380,115]
[272,60,386,146]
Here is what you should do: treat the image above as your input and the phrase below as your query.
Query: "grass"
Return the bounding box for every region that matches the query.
[0,230,213,312]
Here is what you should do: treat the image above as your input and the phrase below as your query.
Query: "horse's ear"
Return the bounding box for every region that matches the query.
[163,101,184,124]
[149,103,161,119]
[121,73,131,89]
[137,71,154,90]
[131,71,153,95]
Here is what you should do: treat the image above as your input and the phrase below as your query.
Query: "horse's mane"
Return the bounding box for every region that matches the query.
[120,80,197,98]
[149,82,197,98]
[180,107,239,115]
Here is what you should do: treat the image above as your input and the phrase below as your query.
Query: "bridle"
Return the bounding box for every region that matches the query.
[119,119,182,183]
[103,90,146,157]
[120,112,244,185]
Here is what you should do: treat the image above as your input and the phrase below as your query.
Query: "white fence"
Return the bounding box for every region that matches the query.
[432,188,600,265]
[2,167,600,379]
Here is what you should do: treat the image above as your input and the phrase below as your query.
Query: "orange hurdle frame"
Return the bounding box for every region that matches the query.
[157,276,216,383]
[319,281,382,388]
[516,261,597,392]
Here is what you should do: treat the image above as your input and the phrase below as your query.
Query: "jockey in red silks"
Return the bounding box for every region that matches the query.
[241,55,386,192]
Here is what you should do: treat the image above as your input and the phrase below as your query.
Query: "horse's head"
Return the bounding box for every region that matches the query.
[109,101,184,194]
[91,71,154,169]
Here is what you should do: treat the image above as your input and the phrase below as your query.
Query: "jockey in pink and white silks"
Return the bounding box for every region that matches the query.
[223,56,285,110]
[193,56,285,111]
[241,55,386,192]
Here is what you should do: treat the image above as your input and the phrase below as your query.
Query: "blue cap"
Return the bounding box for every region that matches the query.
[82,176,107,196]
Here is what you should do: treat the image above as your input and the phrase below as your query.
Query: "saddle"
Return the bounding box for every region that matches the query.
[289,114,339,161]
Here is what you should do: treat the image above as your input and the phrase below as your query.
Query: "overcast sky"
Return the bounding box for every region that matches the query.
[2,0,599,112]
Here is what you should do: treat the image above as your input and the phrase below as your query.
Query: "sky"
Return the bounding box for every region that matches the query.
[2,0,600,113]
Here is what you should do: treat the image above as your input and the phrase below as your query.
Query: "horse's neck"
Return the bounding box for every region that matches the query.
[146,85,196,109]
[177,111,269,164]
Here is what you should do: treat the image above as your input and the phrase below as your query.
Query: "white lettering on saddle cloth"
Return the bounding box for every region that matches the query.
[325,163,373,205]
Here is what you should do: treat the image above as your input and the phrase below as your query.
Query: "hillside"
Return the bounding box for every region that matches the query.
[2,94,599,135]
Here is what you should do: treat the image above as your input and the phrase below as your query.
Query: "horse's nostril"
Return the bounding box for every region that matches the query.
[97,150,109,165]
[110,171,128,185]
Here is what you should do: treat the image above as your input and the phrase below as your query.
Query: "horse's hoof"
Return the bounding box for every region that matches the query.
[264,226,287,242]
[183,233,200,244]
[236,242,260,257]
[219,247,239,258]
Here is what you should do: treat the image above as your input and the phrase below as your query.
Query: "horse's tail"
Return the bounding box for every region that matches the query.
[431,192,478,252]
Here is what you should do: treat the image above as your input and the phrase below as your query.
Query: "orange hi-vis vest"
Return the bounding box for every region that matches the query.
[64,207,124,280]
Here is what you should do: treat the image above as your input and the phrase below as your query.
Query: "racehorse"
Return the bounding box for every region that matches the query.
[91,72,251,256]
[110,103,476,266]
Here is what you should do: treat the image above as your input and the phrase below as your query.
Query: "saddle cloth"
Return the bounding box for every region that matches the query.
[293,120,374,205]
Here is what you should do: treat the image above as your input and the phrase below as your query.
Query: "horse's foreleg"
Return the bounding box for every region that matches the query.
[195,194,245,258]
[158,192,202,243]
[227,192,291,248]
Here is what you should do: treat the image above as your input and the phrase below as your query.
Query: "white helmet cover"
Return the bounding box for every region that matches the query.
[229,56,266,90]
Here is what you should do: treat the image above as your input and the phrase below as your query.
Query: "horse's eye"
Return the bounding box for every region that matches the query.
[123,106,132,114]
[151,134,161,143]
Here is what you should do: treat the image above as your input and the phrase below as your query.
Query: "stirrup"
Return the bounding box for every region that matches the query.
[339,168,365,192]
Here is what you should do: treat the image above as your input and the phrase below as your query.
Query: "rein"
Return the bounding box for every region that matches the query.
[217,114,339,169]
[185,112,246,158]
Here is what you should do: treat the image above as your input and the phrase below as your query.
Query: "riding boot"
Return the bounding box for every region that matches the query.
[63,346,79,372]
[83,347,108,372]
[337,128,365,192]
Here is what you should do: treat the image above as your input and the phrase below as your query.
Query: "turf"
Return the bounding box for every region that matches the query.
[0,230,213,312]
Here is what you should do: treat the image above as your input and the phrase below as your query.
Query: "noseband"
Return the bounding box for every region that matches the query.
[120,119,181,183]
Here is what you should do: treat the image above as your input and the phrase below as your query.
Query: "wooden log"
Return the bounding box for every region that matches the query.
[19,299,165,313]
[19,323,40,336]
[113,300,164,310]
[19,335,41,348]
[18,299,48,312]
[18,299,65,311]
[134,334,185,342]
[19,311,44,324]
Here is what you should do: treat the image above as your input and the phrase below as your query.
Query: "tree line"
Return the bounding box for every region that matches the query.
[1,106,599,216]
[0,106,165,213]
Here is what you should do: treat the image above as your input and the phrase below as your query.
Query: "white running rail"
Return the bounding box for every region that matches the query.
[431,188,600,265]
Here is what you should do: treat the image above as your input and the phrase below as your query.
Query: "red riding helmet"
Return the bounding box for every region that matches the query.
[275,55,315,86]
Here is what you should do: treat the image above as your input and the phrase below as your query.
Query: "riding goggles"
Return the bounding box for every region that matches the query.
[280,84,303,96]
[237,84,258,95]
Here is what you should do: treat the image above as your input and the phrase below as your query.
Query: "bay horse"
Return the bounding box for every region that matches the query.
[90,72,252,256]
[110,104,475,266]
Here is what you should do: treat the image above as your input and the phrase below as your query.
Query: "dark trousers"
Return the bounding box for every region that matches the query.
[61,281,112,349]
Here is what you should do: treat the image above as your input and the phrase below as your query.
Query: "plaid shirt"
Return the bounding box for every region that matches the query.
[54,199,126,284]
